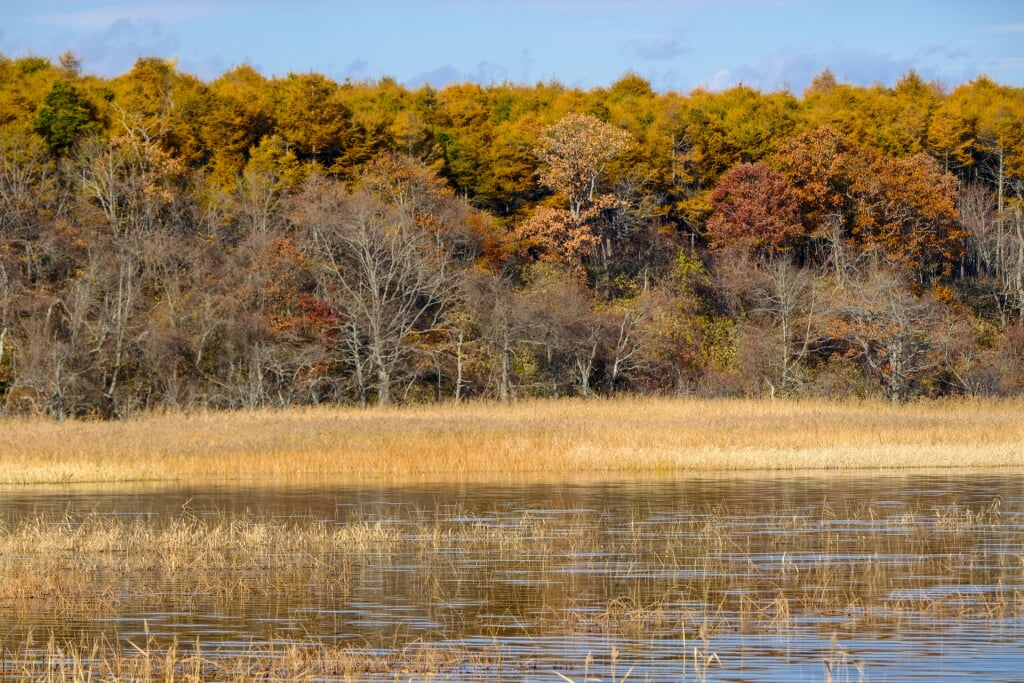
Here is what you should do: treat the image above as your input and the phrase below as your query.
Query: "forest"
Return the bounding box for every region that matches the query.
[1,51,1023,417]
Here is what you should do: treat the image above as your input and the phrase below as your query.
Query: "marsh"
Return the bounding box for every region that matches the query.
[2,472,1022,681]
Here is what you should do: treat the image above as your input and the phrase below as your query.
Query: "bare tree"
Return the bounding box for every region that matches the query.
[301,182,457,405]
[460,270,520,401]
[961,181,1024,323]
[829,266,944,401]
[714,251,820,396]
[230,168,284,237]
[73,136,168,415]
[602,298,648,393]
[749,259,819,396]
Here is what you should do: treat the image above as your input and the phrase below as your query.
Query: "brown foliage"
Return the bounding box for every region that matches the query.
[707,162,802,258]
[773,126,966,280]
[850,152,966,279]
[2,63,1024,411]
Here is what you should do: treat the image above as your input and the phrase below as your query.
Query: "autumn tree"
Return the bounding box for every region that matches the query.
[771,125,856,274]
[359,153,487,259]
[706,162,803,259]
[871,71,941,157]
[201,64,275,186]
[476,93,548,218]
[955,77,1024,213]
[75,128,185,239]
[849,151,966,281]
[518,113,634,289]
[109,57,208,166]
[803,70,940,157]
[664,85,798,227]
[0,56,60,131]
[536,112,633,220]
[273,72,373,176]
[219,134,304,241]
[4,58,1024,410]
[801,70,878,145]
[773,126,966,282]
[927,98,974,175]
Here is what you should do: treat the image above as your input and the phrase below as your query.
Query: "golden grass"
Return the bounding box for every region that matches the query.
[6,634,480,683]
[2,499,1019,629]
[0,397,1022,484]
[1,498,1019,681]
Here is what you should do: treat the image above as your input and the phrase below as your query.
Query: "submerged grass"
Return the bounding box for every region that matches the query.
[1,397,1023,484]
[1,494,1021,681]
[4,634,482,683]
[2,499,1020,629]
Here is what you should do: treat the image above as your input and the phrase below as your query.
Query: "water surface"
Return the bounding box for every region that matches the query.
[2,472,1022,681]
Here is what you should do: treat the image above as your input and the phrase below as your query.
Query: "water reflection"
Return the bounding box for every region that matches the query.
[1,472,1023,681]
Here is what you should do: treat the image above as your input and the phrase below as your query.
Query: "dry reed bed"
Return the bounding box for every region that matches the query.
[2,499,1020,631]
[1,398,1023,484]
[0,635,723,683]
[2,499,1021,682]
[3,635,480,683]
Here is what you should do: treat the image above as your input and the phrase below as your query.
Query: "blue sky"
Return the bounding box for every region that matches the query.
[1,1,1022,93]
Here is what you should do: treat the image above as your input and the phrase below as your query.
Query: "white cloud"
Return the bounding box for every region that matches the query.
[689,48,943,94]
[625,33,690,61]
[405,61,511,88]
[406,65,461,89]
[990,58,1024,70]
[34,3,221,30]
[987,22,1024,34]
[342,59,371,81]
[695,53,822,93]
[703,68,735,91]
[71,18,181,76]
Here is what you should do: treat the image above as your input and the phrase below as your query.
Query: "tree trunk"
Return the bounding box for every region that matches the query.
[499,328,511,402]
[454,330,464,403]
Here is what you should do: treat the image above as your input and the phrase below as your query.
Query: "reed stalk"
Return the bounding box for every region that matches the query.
[1,397,1022,484]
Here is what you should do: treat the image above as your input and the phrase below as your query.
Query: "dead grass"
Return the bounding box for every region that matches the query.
[0,397,1022,484]
[5,633,479,683]
[2,497,1019,628]
[2,495,1020,681]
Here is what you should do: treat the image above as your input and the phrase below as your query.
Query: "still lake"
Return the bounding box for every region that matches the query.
[2,472,1023,681]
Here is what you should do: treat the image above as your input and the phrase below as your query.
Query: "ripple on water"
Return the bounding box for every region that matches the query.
[1,473,1023,681]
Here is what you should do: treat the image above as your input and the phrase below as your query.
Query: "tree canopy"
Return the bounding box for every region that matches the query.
[1,56,1024,414]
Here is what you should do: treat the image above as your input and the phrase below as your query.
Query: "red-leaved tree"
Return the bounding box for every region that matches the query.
[706,162,803,259]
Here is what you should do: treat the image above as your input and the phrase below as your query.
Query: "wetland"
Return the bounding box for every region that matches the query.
[2,472,1023,682]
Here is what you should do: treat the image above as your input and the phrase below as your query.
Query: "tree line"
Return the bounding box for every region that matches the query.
[1,52,1023,416]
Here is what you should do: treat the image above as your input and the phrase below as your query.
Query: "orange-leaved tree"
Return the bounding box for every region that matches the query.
[849,151,966,281]
[518,113,634,282]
